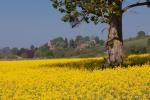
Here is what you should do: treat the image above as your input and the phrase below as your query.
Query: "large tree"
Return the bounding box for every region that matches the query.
[50,0,150,65]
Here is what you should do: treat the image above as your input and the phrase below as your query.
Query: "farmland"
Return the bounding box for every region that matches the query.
[0,55,150,99]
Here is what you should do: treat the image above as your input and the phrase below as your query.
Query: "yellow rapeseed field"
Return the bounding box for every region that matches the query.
[0,56,150,99]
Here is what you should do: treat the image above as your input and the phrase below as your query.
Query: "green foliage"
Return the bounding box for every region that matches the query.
[1,35,150,59]
[94,36,100,44]
[50,0,122,27]
[147,38,150,46]
[69,39,76,48]
[64,38,69,48]
[30,45,35,50]
[7,54,18,59]
[124,36,150,54]
[129,46,147,54]
[51,37,66,48]
[75,35,84,45]
[34,44,54,58]
[136,31,146,38]
[84,36,90,41]
[99,39,105,46]
[11,48,19,55]
[0,54,4,59]
[52,49,66,58]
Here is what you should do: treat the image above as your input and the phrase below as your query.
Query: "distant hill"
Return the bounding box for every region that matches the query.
[123,35,150,54]
[73,35,150,57]
[124,36,150,47]
[0,34,150,59]
[54,35,150,58]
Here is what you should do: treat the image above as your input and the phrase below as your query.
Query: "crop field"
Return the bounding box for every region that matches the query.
[0,55,150,99]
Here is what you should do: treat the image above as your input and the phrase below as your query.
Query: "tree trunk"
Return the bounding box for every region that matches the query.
[106,15,123,66]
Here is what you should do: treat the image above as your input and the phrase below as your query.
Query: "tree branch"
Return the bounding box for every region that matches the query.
[122,1,150,13]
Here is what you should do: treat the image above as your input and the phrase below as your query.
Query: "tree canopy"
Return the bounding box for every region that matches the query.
[51,0,150,27]
[51,0,150,65]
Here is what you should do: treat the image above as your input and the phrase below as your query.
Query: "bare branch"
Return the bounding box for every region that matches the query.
[123,1,150,13]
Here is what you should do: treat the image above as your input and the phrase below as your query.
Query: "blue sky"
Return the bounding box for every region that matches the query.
[0,0,150,48]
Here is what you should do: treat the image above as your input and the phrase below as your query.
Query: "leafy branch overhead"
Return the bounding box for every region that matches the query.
[51,0,150,27]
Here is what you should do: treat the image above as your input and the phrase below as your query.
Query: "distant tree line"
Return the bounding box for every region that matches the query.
[0,32,150,59]
[48,35,105,49]
[0,35,105,59]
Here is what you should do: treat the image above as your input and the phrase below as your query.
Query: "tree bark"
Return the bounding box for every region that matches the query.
[106,15,123,66]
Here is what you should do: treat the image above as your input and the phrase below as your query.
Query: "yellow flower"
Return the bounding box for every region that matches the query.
[0,54,150,99]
